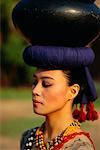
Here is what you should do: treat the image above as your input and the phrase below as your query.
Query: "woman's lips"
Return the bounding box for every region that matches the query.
[33,100,43,108]
[32,99,43,104]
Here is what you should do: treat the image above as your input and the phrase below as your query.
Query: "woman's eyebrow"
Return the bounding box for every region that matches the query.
[33,74,55,80]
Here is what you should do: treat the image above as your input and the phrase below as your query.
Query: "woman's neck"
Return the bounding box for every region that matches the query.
[44,104,74,143]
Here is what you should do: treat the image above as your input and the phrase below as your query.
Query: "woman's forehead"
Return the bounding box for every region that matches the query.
[34,69,65,80]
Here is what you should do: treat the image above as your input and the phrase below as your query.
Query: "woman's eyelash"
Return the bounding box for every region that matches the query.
[32,80,52,88]
[42,82,52,87]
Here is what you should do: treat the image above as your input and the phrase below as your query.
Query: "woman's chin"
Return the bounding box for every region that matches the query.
[33,108,46,116]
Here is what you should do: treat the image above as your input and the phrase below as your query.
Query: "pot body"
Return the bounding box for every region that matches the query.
[12,0,100,47]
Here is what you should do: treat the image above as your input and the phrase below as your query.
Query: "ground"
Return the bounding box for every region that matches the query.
[0,100,37,150]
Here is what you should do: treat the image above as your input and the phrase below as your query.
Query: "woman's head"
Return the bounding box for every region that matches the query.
[32,68,82,116]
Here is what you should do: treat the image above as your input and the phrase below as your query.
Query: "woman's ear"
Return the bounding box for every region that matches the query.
[69,84,80,99]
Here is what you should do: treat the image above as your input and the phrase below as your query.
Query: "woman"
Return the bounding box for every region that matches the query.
[11,0,99,149]
[20,46,98,150]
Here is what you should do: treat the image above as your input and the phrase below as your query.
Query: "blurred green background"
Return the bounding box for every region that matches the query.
[0,0,100,150]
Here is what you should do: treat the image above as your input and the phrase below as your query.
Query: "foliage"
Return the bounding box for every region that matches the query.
[1,0,36,86]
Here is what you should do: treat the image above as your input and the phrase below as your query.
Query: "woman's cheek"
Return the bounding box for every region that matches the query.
[44,88,67,104]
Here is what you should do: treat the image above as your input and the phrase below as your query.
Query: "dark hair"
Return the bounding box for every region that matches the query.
[63,68,87,103]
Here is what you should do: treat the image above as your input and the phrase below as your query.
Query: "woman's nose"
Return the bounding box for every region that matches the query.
[32,83,42,96]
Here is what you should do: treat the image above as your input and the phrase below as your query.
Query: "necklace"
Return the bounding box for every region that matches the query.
[35,120,81,150]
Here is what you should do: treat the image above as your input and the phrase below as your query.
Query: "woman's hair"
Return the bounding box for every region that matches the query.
[63,68,87,103]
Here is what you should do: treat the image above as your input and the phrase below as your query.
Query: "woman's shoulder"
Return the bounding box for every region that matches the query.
[20,127,38,150]
[62,132,95,150]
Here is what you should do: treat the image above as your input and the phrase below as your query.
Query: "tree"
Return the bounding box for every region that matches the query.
[1,0,36,87]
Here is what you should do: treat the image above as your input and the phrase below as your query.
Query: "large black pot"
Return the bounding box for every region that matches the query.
[12,0,100,47]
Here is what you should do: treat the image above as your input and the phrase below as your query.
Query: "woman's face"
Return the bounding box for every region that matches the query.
[32,69,78,116]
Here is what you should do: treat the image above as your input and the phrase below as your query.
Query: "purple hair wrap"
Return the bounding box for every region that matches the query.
[23,46,97,104]
[23,46,95,69]
[76,67,97,104]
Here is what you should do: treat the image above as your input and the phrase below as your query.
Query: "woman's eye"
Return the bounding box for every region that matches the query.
[42,81,52,87]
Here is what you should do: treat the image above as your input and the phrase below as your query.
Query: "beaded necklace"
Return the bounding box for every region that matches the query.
[35,120,81,150]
